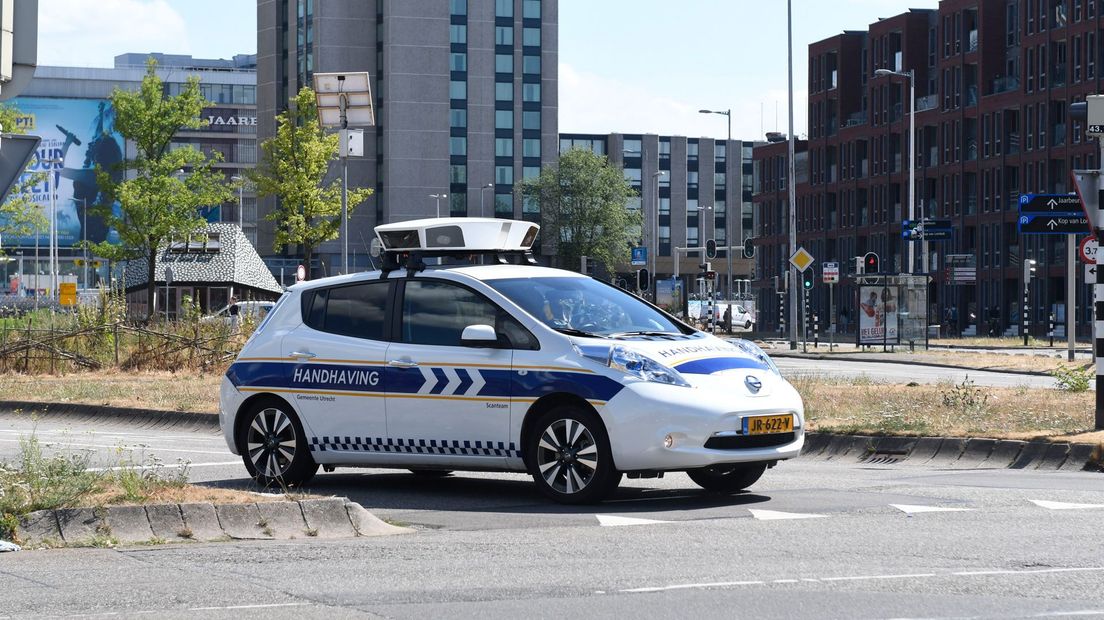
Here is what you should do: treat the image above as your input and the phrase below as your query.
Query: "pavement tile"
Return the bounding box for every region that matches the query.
[215,503,270,540]
[103,506,154,543]
[55,508,106,544]
[957,438,999,469]
[256,501,309,539]
[1010,441,1049,469]
[16,510,61,546]
[984,440,1026,468]
[300,498,357,538]
[145,504,188,541]
[179,502,224,541]
[1034,442,1070,470]
[1059,443,1098,471]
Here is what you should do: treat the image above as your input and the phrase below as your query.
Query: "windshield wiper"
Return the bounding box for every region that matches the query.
[553,327,601,338]
[607,330,680,338]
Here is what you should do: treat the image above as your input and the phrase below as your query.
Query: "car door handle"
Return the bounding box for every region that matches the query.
[388,359,419,368]
[289,351,316,360]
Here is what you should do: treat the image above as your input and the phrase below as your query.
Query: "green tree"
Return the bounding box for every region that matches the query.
[86,59,232,319]
[519,147,639,273]
[0,104,48,248]
[250,87,373,278]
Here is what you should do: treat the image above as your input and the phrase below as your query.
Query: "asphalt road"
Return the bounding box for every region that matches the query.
[772,356,1060,389]
[2,414,1103,618]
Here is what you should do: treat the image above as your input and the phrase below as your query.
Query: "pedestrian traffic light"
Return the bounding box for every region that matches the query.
[802,270,813,290]
[637,268,650,291]
[853,256,865,275]
[863,252,880,274]
[705,239,717,259]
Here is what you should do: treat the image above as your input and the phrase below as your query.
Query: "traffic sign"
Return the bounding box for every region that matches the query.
[822,261,839,284]
[902,218,952,241]
[1017,213,1090,234]
[1080,236,1098,265]
[1087,263,1098,282]
[789,247,815,272]
[296,264,306,282]
[631,247,647,266]
[1018,193,1082,214]
[59,282,77,306]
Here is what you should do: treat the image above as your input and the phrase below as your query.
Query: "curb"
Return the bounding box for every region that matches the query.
[12,498,409,549]
[769,351,1056,378]
[0,401,219,432]
[801,432,1103,472]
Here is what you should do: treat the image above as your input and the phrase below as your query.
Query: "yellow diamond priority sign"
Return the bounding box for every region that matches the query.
[788,247,815,272]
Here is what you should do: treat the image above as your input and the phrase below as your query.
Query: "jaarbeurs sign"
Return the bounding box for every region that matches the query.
[202,108,258,131]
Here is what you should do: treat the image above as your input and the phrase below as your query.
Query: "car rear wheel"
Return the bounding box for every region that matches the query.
[744,320,752,329]
[238,400,318,488]
[687,462,766,493]
[528,406,621,504]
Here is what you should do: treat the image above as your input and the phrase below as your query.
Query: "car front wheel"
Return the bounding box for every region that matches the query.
[687,462,766,493]
[238,400,318,488]
[528,406,621,504]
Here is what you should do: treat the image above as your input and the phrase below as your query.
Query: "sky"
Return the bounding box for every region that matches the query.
[37,0,941,141]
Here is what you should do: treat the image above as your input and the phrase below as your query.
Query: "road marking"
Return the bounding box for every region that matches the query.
[0,438,227,455]
[596,515,671,527]
[890,504,974,515]
[619,566,1104,595]
[84,461,240,473]
[1030,499,1104,510]
[748,509,827,520]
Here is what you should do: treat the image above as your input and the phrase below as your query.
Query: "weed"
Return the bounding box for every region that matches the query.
[1051,364,1092,392]
[178,527,194,539]
[306,527,319,537]
[940,376,990,416]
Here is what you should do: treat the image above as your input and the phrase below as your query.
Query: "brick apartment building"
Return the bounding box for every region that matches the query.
[753,0,1102,337]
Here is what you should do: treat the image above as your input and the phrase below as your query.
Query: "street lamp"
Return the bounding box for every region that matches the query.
[874,68,917,274]
[651,170,665,298]
[480,183,493,218]
[430,193,447,218]
[42,157,63,300]
[700,109,736,300]
[231,175,244,230]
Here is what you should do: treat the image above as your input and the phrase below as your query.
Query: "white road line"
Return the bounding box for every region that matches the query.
[0,438,227,455]
[84,461,240,473]
[188,603,309,611]
[619,566,1104,595]
[890,504,975,515]
[748,508,827,520]
[595,515,671,527]
[1030,499,1104,510]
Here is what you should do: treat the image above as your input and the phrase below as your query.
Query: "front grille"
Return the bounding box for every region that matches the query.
[704,432,796,450]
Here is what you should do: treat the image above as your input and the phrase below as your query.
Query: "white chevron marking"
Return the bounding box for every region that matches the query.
[1030,499,1104,510]
[748,509,827,521]
[417,365,436,394]
[465,368,486,397]
[441,367,461,395]
[596,515,671,527]
[890,504,974,515]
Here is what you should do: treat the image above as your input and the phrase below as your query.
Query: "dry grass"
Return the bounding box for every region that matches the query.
[0,370,223,413]
[915,351,1088,374]
[85,483,310,507]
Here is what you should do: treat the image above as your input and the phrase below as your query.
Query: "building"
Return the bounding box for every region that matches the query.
[3,53,257,292]
[559,133,757,299]
[754,0,1101,337]
[256,0,558,277]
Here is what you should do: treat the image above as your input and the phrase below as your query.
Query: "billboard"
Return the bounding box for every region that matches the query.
[656,279,683,316]
[2,97,124,247]
[858,285,899,344]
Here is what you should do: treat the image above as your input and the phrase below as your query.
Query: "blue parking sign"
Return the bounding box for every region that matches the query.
[631,247,647,266]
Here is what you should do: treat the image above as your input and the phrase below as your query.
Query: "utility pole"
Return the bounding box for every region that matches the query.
[786,0,799,350]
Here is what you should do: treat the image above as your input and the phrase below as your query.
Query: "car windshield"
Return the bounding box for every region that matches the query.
[487,277,686,336]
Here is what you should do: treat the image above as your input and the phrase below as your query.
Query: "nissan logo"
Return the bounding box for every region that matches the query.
[745,375,762,393]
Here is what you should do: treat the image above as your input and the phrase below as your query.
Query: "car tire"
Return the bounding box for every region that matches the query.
[237,399,318,488]
[687,462,767,493]
[527,405,621,504]
[409,469,453,477]
[744,320,752,329]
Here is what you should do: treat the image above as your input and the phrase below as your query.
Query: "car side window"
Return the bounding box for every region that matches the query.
[401,280,536,349]
[303,282,389,340]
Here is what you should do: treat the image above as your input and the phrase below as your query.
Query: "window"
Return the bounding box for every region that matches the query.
[449,24,467,44]
[402,280,531,348]
[450,53,467,72]
[522,55,541,74]
[495,54,513,73]
[623,138,641,157]
[495,82,513,101]
[450,0,466,15]
[523,0,541,18]
[522,110,540,130]
[450,136,467,156]
[659,198,670,215]
[523,83,541,102]
[450,109,467,128]
[523,27,541,46]
[687,142,699,161]
[523,166,541,179]
[495,193,513,215]
[450,80,467,100]
[495,110,514,129]
[495,26,513,46]
[450,164,467,184]
[523,138,540,157]
[495,137,514,157]
[716,143,726,163]
[496,165,514,185]
[688,171,699,189]
[306,283,388,340]
[715,172,726,189]
[624,168,642,184]
[449,193,467,215]
[495,0,513,17]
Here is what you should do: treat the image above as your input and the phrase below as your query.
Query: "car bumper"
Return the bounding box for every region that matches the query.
[219,375,245,455]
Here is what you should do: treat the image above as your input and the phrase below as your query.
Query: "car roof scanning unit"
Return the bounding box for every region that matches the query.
[375,217,541,274]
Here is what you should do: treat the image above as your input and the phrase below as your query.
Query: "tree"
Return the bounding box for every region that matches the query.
[250,87,373,278]
[519,147,640,273]
[86,58,232,319]
[0,104,47,248]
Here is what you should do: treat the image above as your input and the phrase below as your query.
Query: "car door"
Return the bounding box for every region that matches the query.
[384,278,528,463]
[280,280,392,456]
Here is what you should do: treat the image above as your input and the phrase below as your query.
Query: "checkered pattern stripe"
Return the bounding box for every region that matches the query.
[309,436,520,458]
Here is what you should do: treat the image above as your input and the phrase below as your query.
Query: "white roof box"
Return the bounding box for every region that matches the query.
[374,217,540,252]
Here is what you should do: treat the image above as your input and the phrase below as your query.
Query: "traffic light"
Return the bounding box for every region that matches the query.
[863,252,880,274]
[802,270,814,290]
[743,237,755,258]
[705,238,717,259]
[637,268,650,291]
[853,256,864,275]
[1024,259,1037,282]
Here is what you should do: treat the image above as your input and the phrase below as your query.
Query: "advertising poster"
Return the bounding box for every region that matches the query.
[656,279,683,316]
[858,285,899,344]
[2,97,124,247]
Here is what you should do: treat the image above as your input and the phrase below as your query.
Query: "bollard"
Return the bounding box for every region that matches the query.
[1048,313,1055,347]
[813,314,819,349]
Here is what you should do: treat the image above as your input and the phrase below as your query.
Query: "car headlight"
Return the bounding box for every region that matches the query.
[607,345,691,387]
[728,339,781,376]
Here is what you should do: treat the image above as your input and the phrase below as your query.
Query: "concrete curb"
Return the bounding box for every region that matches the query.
[807,432,1102,472]
[13,498,409,548]
[0,401,220,432]
[770,351,1055,378]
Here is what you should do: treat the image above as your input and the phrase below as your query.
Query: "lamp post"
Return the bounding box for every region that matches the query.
[651,170,665,298]
[42,157,63,300]
[480,183,493,218]
[787,0,798,349]
[231,175,244,230]
[699,108,734,300]
[430,193,447,218]
[874,68,917,274]
[80,198,88,288]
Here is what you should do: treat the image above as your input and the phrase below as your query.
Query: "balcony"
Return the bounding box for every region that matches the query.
[916,95,938,112]
[846,111,867,127]
[990,76,1020,95]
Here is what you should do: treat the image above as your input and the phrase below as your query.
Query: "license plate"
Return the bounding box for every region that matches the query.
[742,414,793,435]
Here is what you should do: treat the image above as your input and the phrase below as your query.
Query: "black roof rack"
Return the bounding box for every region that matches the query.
[380,248,539,277]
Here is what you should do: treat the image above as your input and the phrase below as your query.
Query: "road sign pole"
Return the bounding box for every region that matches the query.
[1068,233,1076,363]
[829,282,835,352]
[1097,177,1104,430]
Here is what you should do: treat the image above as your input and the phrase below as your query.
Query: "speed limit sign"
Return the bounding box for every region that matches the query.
[1079,235,1098,265]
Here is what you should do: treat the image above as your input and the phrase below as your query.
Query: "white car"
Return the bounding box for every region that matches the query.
[219,218,805,503]
[203,300,275,325]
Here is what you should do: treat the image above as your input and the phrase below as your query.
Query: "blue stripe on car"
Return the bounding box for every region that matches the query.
[674,356,770,375]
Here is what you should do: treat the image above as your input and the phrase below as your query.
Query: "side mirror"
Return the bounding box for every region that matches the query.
[461,324,499,347]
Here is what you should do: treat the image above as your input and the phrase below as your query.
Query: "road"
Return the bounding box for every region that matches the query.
[2,413,1103,618]
[772,356,1059,389]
